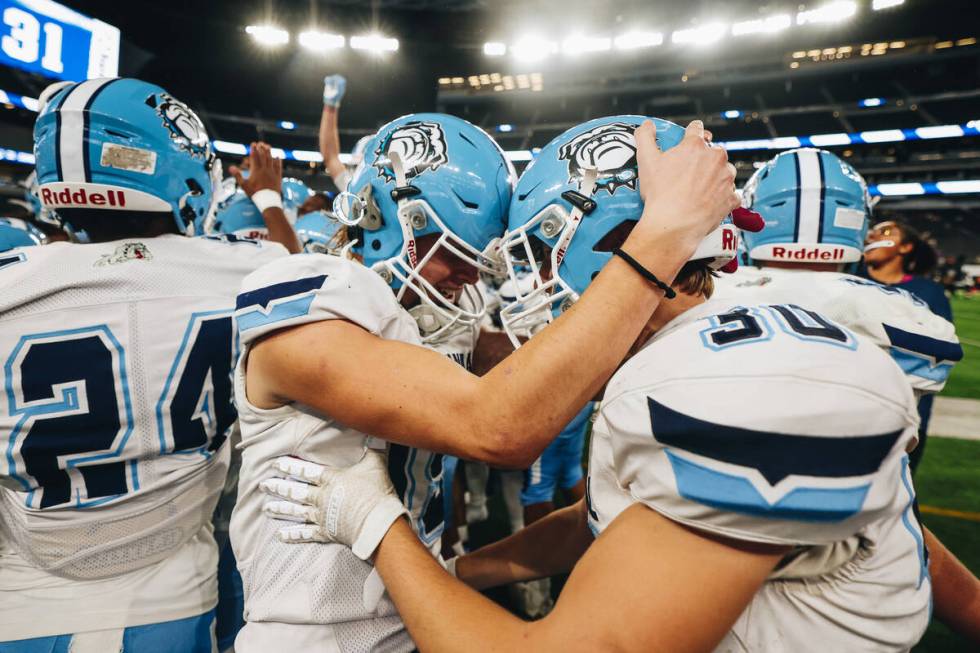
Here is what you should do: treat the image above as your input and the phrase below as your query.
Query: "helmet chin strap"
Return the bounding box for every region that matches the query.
[388,151,419,269]
[554,166,598,267]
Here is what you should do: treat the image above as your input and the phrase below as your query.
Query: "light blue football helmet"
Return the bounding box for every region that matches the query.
[33,78,221,236]
[741,148,871,264]
[295,211,342,254]
[281,177,314,219]
[211,191,267,239]
[334,112,515,341]
[210,177,314,238]
[0,218,46,251]
[499,116,739,345]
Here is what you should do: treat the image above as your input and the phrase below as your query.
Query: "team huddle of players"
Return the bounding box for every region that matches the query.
[0,73,975,653]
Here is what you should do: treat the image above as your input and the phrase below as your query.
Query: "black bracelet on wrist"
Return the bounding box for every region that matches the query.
[612,248,676,299]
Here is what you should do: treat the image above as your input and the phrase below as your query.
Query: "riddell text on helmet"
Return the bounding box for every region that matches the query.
[770,246,846,261]
[41,187,127,207]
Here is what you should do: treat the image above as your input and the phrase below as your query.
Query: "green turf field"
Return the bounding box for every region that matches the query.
[943,296,980,398]
[912,436,980,652]
[912,296,980,651]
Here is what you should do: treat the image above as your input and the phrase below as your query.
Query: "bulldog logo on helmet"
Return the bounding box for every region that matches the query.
[374,121,448,183]
[558,122,639,194]
[156,93,211,161]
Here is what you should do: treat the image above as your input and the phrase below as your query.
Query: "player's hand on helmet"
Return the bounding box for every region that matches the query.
[323,75,347,107]
[633,119,741,254]
[260,452,408,560]
[230,142,282,198]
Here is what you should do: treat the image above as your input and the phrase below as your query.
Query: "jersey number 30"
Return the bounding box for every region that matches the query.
[5,313,235,509]
[700,304,855,351]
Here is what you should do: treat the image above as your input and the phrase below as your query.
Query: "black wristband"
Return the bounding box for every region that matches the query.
[612,248,676,299]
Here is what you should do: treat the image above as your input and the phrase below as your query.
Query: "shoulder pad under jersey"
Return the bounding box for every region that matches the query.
[234,254,408,347]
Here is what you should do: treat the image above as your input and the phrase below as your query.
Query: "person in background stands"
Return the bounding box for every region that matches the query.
[863,219,952,473]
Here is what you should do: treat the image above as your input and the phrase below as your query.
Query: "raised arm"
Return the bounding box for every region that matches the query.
[230,143,301,254]
[247,121,739,467]
[319,75,348,185]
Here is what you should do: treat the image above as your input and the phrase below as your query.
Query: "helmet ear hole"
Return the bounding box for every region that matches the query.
[144,94,157,108]
[185,178,203,196]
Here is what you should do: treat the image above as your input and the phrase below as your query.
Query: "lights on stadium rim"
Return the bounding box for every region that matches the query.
[298,30,345,52]
[246,25,396,53]
[484,0,915,60]
[245,25,289,46]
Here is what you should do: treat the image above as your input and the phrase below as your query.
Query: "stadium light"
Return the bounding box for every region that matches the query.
[916,125,964,139]
[875,183,925,196]
[298,30,345,52]
[722,110,743,119]
[731,14,791,36]
[859,129,905,143]
[213,141,249,155]
[613,31,664,50]
[872,0,904,9]
[279,121,295,130]
[796,2,857,26]
[562,34,612,55]
[859,97,885,107]
[672,23,727,46]
[245,24,290,46]
[484,42,507,56]
[350,34,399,53]
[497,124,514,132]
[292,150,324,162]
[512,36,558,62]
[936,180,980,194]
[809,132,852,146]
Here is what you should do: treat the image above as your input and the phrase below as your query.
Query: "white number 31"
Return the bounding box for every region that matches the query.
[2,7,64,74]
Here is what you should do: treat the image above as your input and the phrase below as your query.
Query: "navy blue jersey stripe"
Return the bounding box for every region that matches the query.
[647,397,902,486]
[792,152,802,243]
[235,274,328,310]
[883,324,964,363]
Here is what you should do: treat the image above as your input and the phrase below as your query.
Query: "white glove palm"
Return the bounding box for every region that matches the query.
[261,452,407,560]
[323,74,347,107]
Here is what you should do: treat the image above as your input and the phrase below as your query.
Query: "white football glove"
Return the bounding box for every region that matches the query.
[323,75,347,107]
[261,452,407,560]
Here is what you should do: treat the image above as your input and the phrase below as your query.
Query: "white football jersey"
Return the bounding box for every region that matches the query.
[713,267,961,395]
[587,299,930,651]
[230,254,466,653]
[0,234,286,640]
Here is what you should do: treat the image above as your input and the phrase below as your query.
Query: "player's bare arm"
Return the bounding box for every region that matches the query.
[925,526,980,643]
[319,74,348,184]
[453,499,593,590]
[372,504,784,652]
[246,120,740,467]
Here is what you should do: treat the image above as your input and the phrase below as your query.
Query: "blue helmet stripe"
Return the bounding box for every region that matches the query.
[56,79,116,183]
[49,83,72,182]
[53,107,63,183]
[81,79,121,183]
[816,151,826,243]
[792,152,801,243]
